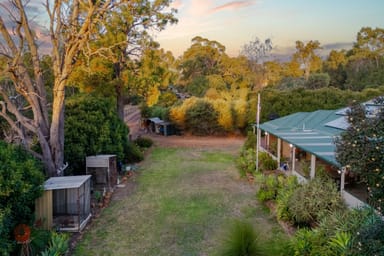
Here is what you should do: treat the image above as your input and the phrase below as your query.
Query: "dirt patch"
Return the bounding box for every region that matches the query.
[124,104,246,151]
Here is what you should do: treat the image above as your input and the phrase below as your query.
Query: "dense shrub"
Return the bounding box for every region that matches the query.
[287,177,346,226]
[256,174,297,203]
[305,73,330,89]
[124,141,144,163]
[0,141,44,255]
[134,136,153,148]
[169,97,199,129]
[184,99,221,135]
[209,99,233,131]
[349,218,384,254]
[289,207,382,255]
[258,152,278,171]
[275,175,298,222]
[64,95,131,174]
[40,232,69,256]
[243,131,257,150]
[236,148,256,177]
[140,104,170,120]
[256,175,280,202]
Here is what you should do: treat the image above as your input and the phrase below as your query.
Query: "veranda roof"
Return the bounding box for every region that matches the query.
[259,110,346,166]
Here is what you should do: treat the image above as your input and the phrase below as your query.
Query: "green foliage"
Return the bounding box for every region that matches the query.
[289,228,315,255]
[29,228,51,256]
[0,141,44,255]
[187,76,209,97]
[140,103,170,120]
[349,218,384,255]
[289,207,382,256]
[157,91,178,107]
[256,175,279,202]
[134,136,153,148]
[335,98,384,212]
[243,131,257,150]
[40,232,69,256]
[255,87,383,123]
[236,148,256,177]
[256,173,298,205]
[287,177,345,226]
[275,175,298,222]
[184,100,221,135]
[258,151,277,171]
[218,220,263,256]
[64,95,130,174]
[305,73,330,89]
[328,231,351,255]
[125,141,144,163]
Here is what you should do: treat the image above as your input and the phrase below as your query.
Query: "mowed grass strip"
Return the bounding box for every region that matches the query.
[74,147,286,256]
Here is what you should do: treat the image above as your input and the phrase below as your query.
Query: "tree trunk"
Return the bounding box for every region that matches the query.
[116,82,125,121]
[48,86,66,177]
[113,62,125,121]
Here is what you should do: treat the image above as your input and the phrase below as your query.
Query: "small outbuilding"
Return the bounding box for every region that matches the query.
[147,117,178,136]
[35,175,92,232]
[86,155,117,192]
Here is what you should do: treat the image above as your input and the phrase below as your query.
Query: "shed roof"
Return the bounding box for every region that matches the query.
[44,175,91,190]
[149,117,162,124]
[260,110,345,166]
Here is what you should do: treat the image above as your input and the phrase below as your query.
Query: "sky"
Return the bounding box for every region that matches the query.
[155,0,384,59]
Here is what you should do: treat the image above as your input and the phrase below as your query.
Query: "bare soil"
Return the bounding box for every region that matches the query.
[124,104,246,150]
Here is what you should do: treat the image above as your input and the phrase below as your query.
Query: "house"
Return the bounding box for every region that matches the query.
[257,104,377,208]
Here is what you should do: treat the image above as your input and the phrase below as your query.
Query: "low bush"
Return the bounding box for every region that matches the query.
[236,148,256,177]
[275,175,298,222]
[243,131,257,150]
[287,177,345,226]
[134,136,153,148]
[41,232,69,256]
[125,141,144,163]
[258,152,278,171]
[184,100,221,135]
[289,206,382,255]
[256,175,280,202]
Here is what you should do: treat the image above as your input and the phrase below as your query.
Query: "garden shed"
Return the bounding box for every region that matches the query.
[86,154,117,192]
[35,175,92,232]
[147,117,178,136]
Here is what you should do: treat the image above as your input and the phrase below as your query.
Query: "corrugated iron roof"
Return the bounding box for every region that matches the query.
[260,110,345,166]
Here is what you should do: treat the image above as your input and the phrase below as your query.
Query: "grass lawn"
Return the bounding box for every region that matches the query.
[74,147,288,256]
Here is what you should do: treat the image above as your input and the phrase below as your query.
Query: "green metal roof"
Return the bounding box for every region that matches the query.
[259,110,346,167]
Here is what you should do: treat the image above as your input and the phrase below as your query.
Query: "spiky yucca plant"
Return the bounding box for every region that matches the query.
[219,220,263,256]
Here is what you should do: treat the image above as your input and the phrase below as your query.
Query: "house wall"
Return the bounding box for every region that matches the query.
[268,135,277,154]
[35,190,52,229]
[281,141,291,160]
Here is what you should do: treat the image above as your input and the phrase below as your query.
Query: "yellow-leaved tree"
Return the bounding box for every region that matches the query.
[169,97,199,129]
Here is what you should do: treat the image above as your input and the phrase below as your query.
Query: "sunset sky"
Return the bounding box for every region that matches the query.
[156,0,384,58]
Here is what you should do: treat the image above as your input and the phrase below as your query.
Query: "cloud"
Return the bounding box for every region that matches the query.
[322,42,353,51]
[170,0,184,9]
[209,1,257,14]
